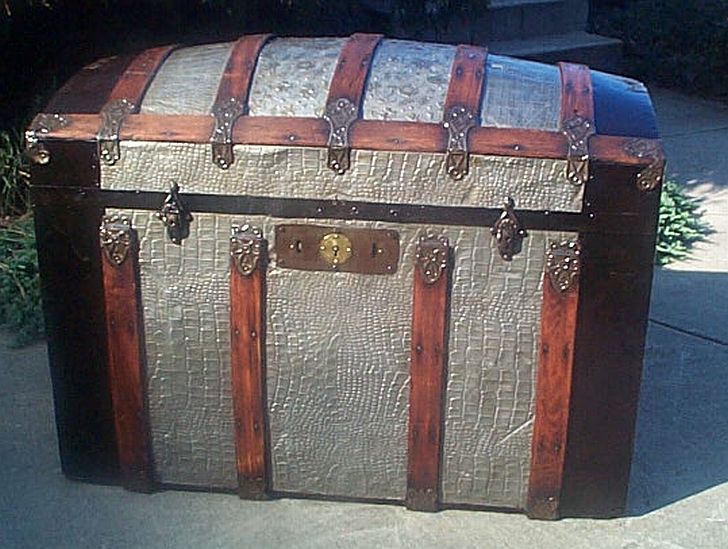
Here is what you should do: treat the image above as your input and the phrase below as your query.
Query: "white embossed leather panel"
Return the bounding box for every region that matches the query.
[102,141,583,212]
[362,39,455,123]
[247,37,345,118]
[481,55,562,131]
[441,229,577,508]
[140,42,235,115]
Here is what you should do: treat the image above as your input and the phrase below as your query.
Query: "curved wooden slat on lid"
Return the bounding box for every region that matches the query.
[558,62,595,186]
[210,34,273,169]
[442,44,488,180]
[323,33,383,174]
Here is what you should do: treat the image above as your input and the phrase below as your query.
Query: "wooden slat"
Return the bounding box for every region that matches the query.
[406,237,451,511]
[229,238,269,498]
[559,62,594,123]
[527,247,581,519]
[100,221,153,492]
[107,45,177,110]
[214,34,272,109]
[39,112,660,167]
[443,44,488,116]
[326,33,383,106]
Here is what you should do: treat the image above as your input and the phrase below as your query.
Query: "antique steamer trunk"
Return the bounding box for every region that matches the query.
[27,34,665,519]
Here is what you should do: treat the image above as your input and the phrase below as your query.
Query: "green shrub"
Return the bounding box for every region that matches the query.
[0,215,44,346]
[0,129,31,218]
[656,180,711,265]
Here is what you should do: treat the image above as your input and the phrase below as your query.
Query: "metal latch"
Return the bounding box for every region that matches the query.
[444,105,477,181]
[562,115,595,186]
[211,97,245,169]
[491,197,527,261]
[323,97,357,175]
[98,99,135,165]
[157,182,193,245]
[275,224,399,274]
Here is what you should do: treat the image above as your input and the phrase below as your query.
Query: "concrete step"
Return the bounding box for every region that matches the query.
[489,31,623,72]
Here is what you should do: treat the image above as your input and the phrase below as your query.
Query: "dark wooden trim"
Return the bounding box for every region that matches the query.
[101,222,154,492]
[443,44,488,117]
[406,242,451,511]
[107,45,177,109]
[214,34,273,111]
[527,255,580,520]
[229,243,270,499]
[30,142,119,484]
[326,33,383,107]
[36,113,660,168]
[558,62,594,123]
[31,186,660,236]
[559,162,659,518]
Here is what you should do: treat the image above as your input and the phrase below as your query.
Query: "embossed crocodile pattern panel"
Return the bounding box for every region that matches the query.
[481,55,562,131]
[140,42,235,115]
[247,38,345,118]
[441,228,577,508]
[102,141,583,213]
[362,39,455,124]
[116,209,238,489]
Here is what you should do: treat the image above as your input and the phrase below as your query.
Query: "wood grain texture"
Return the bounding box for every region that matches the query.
[214,34,273,111]
[558,62,594,122]
[407,244,450,511]
[229,247,270,499]
[327,33,383,106]
[444,45,488,115]
[108,45,177,109]
[101,227,154,492]
[527,263,580,519]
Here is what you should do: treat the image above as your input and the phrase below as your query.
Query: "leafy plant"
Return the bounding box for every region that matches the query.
[0,215,44,346]
[656,180,711,265]
[0,129,31,219]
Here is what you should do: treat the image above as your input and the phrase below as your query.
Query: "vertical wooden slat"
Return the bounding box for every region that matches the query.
[407,235,451,511]
[100,216,154,492]
[326,33,383,107]
[229,227,269,499]
[443,44,488,115]
[558,62,594,123]
[214,34,273,108]
[107,45,177,109]
[527,242,581,519]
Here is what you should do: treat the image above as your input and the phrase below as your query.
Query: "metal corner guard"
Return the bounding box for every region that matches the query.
[99,214,135,266]
[211,97,245,169]
[157,182,193,245]
[230,224,264,276]
[323,97,357,175]
[491,197,528,261]
[546,240,582,293]
[98,99,135,165]
[623,138,665,192]
[443,105,477,181]
[25,113,69,165]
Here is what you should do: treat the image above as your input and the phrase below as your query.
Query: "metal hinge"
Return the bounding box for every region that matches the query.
[157,182,193,245]
[24,113,69,165]
[415,234,450,284]
[623,138,665,192]
[230,224,264,276]
[491,197,528,261]
[546,240,582,293]
[443,105,477,181]
[211,97,245,169]
[323,97,358,175]
[99,214,135,267]
[98,99,135,165]
[562,115,595,186]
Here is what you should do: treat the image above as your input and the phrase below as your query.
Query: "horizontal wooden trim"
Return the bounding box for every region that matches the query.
[36,113,660,167]
[31,186,659,237]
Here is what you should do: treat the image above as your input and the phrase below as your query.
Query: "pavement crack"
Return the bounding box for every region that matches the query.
[648,317,728,347]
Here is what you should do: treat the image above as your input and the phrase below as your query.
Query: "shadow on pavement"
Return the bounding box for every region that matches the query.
[627,268,728,515]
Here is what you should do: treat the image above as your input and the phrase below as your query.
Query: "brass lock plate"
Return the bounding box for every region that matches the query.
[275,224,399,275]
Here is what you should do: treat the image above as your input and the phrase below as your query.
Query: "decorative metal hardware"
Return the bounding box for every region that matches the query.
[275,224,399,274]
[623,138,665,192]
[319,232,353,267]
[444,105,477,181]
[98,98,135,165]
[211,97,246,169]
[546,240,582,293]
[99,214,135,267]
[491,197,528,261]
[24,113,69,165]
[323,97,358,175]
[157,182,193,245]
[562,115,595,186]
[230,224,264,276]
[415,234,450,285]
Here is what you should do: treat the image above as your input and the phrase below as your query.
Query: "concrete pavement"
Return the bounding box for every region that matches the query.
[1,88,727,548]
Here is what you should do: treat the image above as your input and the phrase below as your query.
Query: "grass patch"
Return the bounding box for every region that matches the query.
[656,180,711,265]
